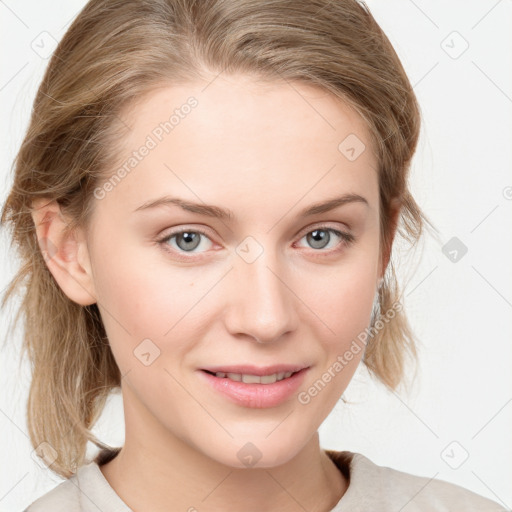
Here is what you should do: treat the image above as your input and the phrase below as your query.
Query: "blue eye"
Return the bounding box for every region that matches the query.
[158,229,213,254]
[297,227,354,251]
[156,225,355,260]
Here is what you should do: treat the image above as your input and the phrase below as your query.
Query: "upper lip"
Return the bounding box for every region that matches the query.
[201,364,309,376]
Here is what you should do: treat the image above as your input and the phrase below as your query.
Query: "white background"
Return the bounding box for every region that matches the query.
[1,1,511,510]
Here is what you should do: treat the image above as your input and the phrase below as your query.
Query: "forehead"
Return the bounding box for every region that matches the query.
[120,74,374,154]
[97,74,379,220]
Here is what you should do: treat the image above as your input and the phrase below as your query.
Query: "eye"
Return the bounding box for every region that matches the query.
[157,228,213,256]
[156,224,355,260]
[295,226,355,252]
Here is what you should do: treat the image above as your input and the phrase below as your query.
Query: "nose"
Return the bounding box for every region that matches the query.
[223,245,298,344]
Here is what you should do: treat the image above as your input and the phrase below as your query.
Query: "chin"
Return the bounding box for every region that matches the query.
[198,433,308,470]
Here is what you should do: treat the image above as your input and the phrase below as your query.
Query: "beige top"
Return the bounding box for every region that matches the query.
[24,447,509,511]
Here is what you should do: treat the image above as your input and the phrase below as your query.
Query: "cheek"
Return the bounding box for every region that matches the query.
[328,268,377,336]
[296,243,379,394]
[312,269,376,369]
[298,259,378,407]
[91,238,227,377]
[303,250,379,343]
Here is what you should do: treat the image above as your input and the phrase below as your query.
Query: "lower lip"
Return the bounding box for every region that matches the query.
[198,368,309,408]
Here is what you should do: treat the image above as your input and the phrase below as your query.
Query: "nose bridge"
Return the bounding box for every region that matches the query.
[226,238,297,343]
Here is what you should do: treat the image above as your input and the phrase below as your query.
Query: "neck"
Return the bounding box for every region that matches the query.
[99,392,348,512]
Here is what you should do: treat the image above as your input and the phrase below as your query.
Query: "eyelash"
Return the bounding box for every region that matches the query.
[156,224,355,261]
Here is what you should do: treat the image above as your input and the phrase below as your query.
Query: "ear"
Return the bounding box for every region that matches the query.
[379,197,401,280]
[31,198,97,306]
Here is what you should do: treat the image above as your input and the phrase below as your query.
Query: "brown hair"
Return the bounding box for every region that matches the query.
[1,0,431,478]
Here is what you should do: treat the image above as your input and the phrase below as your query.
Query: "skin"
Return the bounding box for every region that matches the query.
[31,74,398,512]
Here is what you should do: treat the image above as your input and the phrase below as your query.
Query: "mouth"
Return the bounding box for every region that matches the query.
[201,369,302,384]
[198,365,310,408]
[200,363,309,384]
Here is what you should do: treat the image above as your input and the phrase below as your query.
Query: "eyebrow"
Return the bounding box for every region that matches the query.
[132,193,368,220]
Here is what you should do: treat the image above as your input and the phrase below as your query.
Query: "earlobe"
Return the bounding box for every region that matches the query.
[31,198,97,306]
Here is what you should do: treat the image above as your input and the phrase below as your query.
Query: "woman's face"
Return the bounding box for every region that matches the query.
[84,74,383,468]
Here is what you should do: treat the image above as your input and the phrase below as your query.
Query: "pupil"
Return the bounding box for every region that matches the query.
[308,229,329,249]
[178,232,200,251]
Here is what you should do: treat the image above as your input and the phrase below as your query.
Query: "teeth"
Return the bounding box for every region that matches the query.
[214,371,294,384]
[242,374,261,384]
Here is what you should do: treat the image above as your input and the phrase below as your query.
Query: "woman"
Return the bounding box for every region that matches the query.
[1,0,508,510]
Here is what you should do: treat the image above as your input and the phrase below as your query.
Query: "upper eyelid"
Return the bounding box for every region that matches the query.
[161,221,351,240]
[159,225,213,241]
[295,222,350,238]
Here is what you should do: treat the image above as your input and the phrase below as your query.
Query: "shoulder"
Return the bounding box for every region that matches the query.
[326,449,510,512]
[24,447,123,512]
[23,475,81,512]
